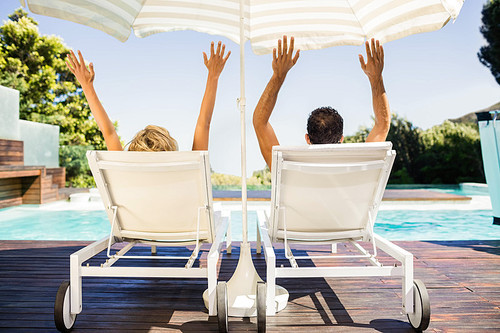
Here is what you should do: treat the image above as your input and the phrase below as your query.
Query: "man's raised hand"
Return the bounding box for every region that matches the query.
[359,38,384,81]
[66,50,95,87]
[272,35,300,80]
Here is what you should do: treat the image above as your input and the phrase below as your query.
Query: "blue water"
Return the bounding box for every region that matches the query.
[0,205,498,241]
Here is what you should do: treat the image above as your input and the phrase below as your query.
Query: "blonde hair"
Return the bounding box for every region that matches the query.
[128,125,178,152]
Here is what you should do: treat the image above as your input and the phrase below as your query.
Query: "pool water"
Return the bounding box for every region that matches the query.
[0,204,498,241]
[0,208,107,241]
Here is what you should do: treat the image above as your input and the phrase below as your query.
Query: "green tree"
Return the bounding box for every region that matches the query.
[478,0,500,85]
[415,121,485,184]
[385,114,422,184]
[250,166,271,186]
[0,9,117,186]
[345,114,484,184]
[345,114,422,183]
[343,126,369,143]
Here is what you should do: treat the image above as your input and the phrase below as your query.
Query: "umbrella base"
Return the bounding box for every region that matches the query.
[203,241,288,317]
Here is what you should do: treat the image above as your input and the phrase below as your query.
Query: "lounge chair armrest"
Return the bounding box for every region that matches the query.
[208,212,230,260]
[256,210,276,261]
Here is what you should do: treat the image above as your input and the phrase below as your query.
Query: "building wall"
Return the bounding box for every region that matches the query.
[0,85,60,167]
[0,86,20,140]
[19,120,59,168]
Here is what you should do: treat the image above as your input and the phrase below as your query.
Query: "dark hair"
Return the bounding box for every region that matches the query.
[307,107,343,144]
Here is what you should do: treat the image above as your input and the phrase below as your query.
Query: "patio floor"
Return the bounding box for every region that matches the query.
[0,239,499,332]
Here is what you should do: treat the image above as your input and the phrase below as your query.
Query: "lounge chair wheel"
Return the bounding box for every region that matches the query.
[256,281,267,333]
[407,279,430,331]
[217,281,228,332]
[54,280,77,332]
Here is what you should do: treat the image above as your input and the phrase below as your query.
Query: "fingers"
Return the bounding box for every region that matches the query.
[292,49,300,64]
[276,35,297,59]
[380,44,384,62]
[78,50,85,68]
[365,40,371,60]
[273,48,277,62]
[67,50,77,68]
[374,39,381,61]
[283,35,288,56]
[89,62,95,77]
[203,52,208,65]
[65,60,74,73]
[208,41,229,58]
[223,50,231,63]
[216,41,221,56]
[358,54,366,70]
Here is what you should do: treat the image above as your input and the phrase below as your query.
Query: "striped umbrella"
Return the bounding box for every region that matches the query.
[21,0,464,55]
[20,0,464,318]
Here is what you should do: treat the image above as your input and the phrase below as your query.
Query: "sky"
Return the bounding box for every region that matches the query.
[1,1,499,176]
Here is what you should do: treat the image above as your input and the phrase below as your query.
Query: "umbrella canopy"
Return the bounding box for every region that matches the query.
[21,0,464,54]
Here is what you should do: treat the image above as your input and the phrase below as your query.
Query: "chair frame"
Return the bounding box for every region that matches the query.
[256,143,416,317]
[66,151,229,318]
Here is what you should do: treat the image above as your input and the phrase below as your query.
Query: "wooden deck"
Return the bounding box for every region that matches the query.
[0,240,499,332]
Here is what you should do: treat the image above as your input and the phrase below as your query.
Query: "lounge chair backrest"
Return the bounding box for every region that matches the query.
[87,151,214,243]
[269,142,395,242]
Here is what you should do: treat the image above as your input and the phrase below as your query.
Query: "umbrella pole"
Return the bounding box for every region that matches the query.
[214,0,288,318]
[239,1,248,246]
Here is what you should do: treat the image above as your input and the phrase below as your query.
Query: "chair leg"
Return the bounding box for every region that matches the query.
[207,252,218,316]
[70,254,82,315]
[403,253,414,313]
[266,254,276,316]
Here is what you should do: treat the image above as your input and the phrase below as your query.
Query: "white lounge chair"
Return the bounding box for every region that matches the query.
[54,151,230,332]
[255,142,430,331]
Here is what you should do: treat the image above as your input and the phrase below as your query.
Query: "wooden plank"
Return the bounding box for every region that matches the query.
[0,170,40,179]
[0,183,22,192]
[22,176,41,204]
[0,197,22,209]
[0,166,43,171]
[0,145,23,152]
[45,168,65,188]
[0,156,23,162]
[0,139,23,146]
[0,140,23,167]
[0,178,22,186]
[0,189,22,199]
[0,151,23,157]
[0,161,23,167]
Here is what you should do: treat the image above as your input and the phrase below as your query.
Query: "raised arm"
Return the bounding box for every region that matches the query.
[66,50,122,151]
[253,36,300,168]
[192,41,230,151]
[359,39,391,142]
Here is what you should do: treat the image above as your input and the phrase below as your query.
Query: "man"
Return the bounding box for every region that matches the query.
[253,36,390,168]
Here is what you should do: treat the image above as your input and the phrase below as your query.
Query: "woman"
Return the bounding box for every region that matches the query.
[65,41,230,151]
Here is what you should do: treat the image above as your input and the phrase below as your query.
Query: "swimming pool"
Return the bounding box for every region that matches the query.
[0,200,498,241]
